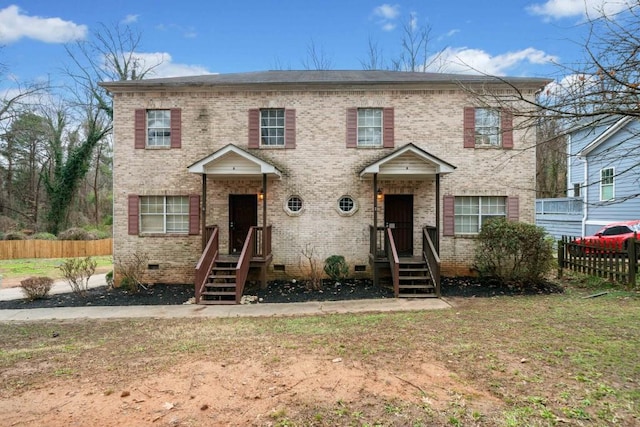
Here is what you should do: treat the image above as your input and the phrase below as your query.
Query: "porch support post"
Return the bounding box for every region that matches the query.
[201,174,207,251]
[373,173,379,286]
[261,173,267,288]
[435,173,440,253]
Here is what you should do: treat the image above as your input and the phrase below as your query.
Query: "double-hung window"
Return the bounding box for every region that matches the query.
[260,109,285,146]
[357,108,383,147]
[140,196,189,234]
[474,108,501,146]
[147,110,171,147]
[454,196,506,234]
[600,168,614,201]
[135,108,181,149]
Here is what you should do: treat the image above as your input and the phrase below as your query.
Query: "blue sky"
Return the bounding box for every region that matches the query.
[0,0,634,87]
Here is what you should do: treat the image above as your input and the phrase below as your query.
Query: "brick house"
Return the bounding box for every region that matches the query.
[100,70,548,304]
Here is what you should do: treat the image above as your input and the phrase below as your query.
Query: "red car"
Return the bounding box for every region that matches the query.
[573,220,640,253]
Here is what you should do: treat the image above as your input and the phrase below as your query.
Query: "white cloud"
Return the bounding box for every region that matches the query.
[372,4,400,31]
[121,14,139,25]
[373,4,400,20]
[427,47,558,75]
[126,52,212,78]
[527,0,634,21]
[0,5,87,44]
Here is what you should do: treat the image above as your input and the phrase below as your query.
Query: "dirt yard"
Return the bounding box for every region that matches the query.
[1,350,502,426]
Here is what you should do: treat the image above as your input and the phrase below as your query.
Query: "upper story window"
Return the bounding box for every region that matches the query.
[134,108,181,149]
[474,108,501,146]
[346,107,394,149]
[140,196,189,234]
[600,167,614,201]
[260,109,285,146]
[357,108,383,147]
[248,109,296,149]
[454,196,506,234]
[463,107,513,149]
[147,110,171,147]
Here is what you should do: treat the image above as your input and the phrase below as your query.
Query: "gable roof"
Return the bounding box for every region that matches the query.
[360,143,456,180]
[187,144,282,178]
[578,116,635,158]
[99,70,550,91]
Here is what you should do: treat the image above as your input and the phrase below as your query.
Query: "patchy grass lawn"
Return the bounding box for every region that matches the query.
[0,256,112,286]
[0,276,638,426]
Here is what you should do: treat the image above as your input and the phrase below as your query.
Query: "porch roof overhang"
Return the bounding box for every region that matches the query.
[187,144,282,179]
[359,143,456,180]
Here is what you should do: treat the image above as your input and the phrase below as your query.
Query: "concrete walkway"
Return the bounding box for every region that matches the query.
[0,274,451,321]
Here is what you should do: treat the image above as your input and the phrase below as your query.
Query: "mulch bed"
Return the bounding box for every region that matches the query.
[0,277,563,310]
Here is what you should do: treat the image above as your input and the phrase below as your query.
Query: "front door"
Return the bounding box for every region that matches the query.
[229,194,257,254]
[384,195,413,256]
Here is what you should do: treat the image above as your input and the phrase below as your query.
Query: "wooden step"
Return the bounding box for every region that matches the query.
[201,291,237,297]
[204,283,237,289]
[209,274,236,280]
[399,275,430,281]
[199,299,237,305]
[398,293,438,298]
[399,284,435,289]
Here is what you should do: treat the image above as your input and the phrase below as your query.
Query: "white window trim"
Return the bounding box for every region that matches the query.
[260,108,285,147]
[140,195,189,234]
[357,108,383,148]
[147,110,171,148]
[454,196,506,235]
[283,195,304,217]
[475,108,501,147]
[336,195,358,217]
[599,167,615,201]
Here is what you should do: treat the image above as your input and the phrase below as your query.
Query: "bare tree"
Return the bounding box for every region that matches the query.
[391,13,444,72]
[359,37,385,70]
[301,39,334,70]
[463,2,640,201]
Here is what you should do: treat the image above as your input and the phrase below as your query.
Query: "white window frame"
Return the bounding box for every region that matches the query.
[357,108,383,147]
[475,108,501,147]
[454,196,506,234]
[147,110,171,147]
[140,196,189,234]
[336,195,358,216]
[260,109,285,146]
[284,195,304,216]
[600,167,614,201]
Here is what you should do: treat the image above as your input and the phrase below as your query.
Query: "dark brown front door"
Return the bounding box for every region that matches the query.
[384,195,413,256]
[229,194,257,253]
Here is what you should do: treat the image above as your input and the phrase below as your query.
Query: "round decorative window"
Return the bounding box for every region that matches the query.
[337,195,358,216]
[285,195,304,216]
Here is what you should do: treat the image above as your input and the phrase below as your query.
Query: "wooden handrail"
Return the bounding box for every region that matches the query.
[385,228,400,297]
[422,227,441,297]
[194,226,219,303]
[234,227,256,303]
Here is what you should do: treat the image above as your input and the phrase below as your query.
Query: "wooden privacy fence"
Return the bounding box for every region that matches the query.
[0,239,113,260]
[558,236,638,287]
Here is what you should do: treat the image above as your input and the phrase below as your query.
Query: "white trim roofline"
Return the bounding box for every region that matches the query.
[578,116,634,158]
[359,143,456,178]
[187,143,282,177]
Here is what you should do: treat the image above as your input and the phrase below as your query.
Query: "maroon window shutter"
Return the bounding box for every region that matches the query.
[383,107,394,148]
[170,109,182,148]
[463,107,475,148]
[502,109,513,149]
[188,195,200,235]
[128,195,139,235]
[248,109,260,148]
[443,195,455,236]
[134,109,146,149]
[285,109,296,148]
[346,108,357,148]
[507,196,519,221]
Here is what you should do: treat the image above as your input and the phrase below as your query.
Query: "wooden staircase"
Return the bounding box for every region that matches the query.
[397,258,437,297]
[199,257,238,304]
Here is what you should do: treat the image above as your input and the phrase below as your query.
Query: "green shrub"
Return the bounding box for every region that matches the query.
[20,276,54,300]
[58,227,93,240]
[4,231,27,240]
[31,232,57,240]
[324,255,349,282]
[58,257,97,297]
[115,252,149,293]
[474,218,554,284]
[105,270,114,288]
